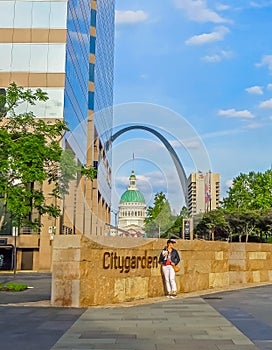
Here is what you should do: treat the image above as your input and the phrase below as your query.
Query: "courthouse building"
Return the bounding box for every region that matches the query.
[118,170,146,237]
[0,0,115,271]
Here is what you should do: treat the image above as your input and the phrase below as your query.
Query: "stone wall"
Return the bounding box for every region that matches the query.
[51,235,272,307]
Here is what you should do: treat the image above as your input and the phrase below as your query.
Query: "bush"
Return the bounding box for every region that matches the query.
[0,282,28,291]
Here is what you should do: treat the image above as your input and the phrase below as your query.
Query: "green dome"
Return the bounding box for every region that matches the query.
[120,190,145,204]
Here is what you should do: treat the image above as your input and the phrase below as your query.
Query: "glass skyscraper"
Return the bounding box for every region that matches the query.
[0,0,115,270]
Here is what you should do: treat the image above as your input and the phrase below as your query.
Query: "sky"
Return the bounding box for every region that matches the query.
[110,0,272,215]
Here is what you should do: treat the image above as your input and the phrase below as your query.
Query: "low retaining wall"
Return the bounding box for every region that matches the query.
[51,235,272,307]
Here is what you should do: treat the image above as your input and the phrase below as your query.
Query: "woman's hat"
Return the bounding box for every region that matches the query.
[167,239,176,244]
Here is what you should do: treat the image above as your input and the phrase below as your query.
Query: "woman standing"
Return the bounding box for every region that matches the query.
[159,239,180,298]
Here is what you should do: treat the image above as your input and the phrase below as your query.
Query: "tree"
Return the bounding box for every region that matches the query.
[224,209,261,242]
[258,209,272,242]
[166,206,190,238]
[144,192,173,237]
[0,83,96,233]
[195,208,228,241]
[222,170,272,211]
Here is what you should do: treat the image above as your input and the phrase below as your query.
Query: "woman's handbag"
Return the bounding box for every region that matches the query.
[173,265,180,272]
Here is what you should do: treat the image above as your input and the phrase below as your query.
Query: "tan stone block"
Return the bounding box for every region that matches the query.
[51,279,73,306]
[80,273,114,306]
[181,273,209,293]
[211,260,228,273]
[229,243,246,252]
[248,252,267,260]
[260,270,268,282]
[53,262,80,279]
[53,235,81,249]
[246,243,263,251]
[247,260,266,271]
[215,251,224,260]
[150,263,162,276]
[71,279,80,307]
[246,271,253,283]
[229,271,246,284]
[265,253,272,269]
[268,270,272,281]
[148,276,164,297]
[52,248,81,262]
[209,272,229,288]
[229,251,246,260]
[113,278,126,303]
[187,259,211,274]
[229,260,246,271]
[125,277,149,300]
[252,271,260,282]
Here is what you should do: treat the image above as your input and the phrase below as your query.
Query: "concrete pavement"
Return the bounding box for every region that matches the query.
[1,273,272,350]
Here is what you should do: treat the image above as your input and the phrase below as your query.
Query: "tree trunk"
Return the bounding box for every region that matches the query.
[0,203,7,231]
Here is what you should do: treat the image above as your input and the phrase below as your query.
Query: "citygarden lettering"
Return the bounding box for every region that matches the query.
[103,251,158,273]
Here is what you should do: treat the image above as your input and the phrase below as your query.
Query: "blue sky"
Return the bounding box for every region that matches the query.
[110,0,272,214]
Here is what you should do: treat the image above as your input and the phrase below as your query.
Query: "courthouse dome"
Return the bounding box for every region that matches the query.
[119,170,146,204]
[120,190,145,204]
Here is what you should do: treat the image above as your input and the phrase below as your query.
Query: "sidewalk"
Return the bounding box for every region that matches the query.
[1,272,272,350]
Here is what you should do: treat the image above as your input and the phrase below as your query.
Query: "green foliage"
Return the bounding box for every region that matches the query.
[0,83,97,232]
[144,192,175,237]
[222,170,272,211]
[0,282,28,291]
[166,206,190,237]
[195,207,272,242]
[195,208,229,240]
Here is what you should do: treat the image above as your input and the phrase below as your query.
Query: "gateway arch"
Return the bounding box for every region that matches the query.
[111,125,188,206]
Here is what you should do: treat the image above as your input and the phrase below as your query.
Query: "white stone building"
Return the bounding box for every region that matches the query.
[118,171,146,237]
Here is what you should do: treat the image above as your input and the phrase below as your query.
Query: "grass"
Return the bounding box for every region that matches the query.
[0,282,28,291]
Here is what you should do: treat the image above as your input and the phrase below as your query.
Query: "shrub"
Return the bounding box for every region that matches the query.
[0,282,28,291]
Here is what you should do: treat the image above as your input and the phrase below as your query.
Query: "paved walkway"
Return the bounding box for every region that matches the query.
[1,273,272,350]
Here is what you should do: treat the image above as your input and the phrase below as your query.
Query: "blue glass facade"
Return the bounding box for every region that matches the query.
[64,0,91,164]
[92,0,115,207]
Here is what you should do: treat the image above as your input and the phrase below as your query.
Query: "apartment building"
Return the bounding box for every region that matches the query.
[187,171,220,216]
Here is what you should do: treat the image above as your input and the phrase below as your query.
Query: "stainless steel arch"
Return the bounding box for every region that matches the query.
[111,125,188,206]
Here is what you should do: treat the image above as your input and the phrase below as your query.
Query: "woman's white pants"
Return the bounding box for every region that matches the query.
[162,265,177,293]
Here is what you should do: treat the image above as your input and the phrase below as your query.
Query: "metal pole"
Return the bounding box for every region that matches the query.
[13,226,17,278]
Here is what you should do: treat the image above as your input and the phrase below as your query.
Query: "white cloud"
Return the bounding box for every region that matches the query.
[218,108,255,118]
[203,54,221,62]
[250,1,272,8]
[225,179,233,188]
[115,10,148,24]
[245,85,263,95]
[159,139,200,149]
[267,83,272,89]
[256,55,272,72]
[182,140,201,149]
[202,50,232,62]
[175,0,227,23]
[269,116,272,120]
[216,3,231,11]
[243,122,263,129]
[186,26,229,45]
[259,98,272,108]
